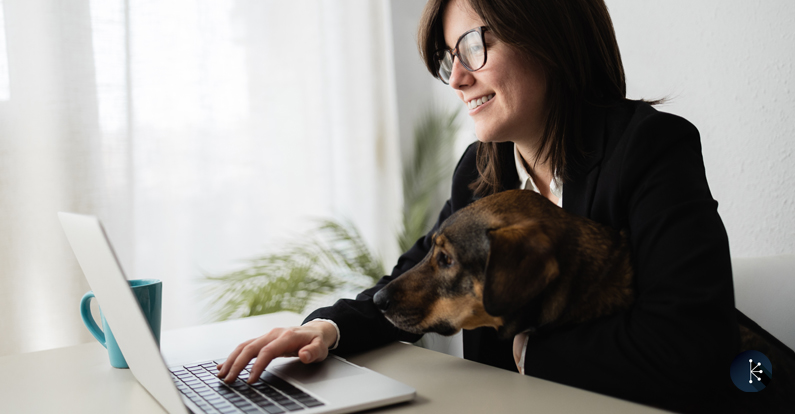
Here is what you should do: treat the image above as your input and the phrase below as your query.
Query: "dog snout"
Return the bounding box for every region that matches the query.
[373,288,390,311]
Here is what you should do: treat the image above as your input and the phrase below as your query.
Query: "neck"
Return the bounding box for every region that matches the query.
[515,142,556,201]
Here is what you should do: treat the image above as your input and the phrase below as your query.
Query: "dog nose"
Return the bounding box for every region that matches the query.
[373,289,390,311]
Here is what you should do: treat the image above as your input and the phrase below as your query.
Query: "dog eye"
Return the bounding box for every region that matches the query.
[437,252,453,268]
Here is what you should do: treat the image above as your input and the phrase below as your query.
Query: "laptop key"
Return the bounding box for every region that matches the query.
[260,388,281,395]
[249,395,268,404]
[261,373,289,387]
[262,406,286,414]
[280,403,304,412]
[210,400,233,409]
[232,401,257,410]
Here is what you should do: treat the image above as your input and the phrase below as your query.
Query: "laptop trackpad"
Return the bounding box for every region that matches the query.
[270,357,365,384]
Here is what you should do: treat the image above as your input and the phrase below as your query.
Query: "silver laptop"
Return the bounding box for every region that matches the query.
[59,212,416,414]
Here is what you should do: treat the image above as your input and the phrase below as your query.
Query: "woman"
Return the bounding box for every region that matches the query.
[218,0,737,410]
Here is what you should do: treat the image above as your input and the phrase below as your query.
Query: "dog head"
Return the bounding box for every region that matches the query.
[373,190,563,338]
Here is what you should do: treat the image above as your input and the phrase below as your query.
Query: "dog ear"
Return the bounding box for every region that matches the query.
[483,220,559,316]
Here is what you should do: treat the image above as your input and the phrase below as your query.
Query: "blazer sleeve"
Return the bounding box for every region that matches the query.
[303,142,480,355]
[522,110,737,410]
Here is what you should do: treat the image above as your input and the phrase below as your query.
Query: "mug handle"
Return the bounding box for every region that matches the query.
[80,292,107,349]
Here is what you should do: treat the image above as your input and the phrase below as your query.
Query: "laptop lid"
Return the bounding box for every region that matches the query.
[59,212,187,413]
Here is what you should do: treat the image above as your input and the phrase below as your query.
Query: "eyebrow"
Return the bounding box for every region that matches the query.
[442,25,486,50]
[444,26,480,50]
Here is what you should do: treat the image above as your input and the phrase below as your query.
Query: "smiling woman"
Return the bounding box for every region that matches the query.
[213,0,758,412]
[0,0,401,357]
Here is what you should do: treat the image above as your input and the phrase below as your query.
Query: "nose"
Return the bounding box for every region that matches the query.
[373,289,390,311]
[447,57,473,90]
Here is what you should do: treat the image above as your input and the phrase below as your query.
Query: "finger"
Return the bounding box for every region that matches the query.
[217,338,256,378]
[247,329,312,384]
[217,340,250,378]
[224,332,283,384]
[298,336,327,364]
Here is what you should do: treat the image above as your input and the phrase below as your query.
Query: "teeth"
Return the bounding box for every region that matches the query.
[468,94,494,110]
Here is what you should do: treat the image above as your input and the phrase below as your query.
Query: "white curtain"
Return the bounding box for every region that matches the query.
[0,0,402,356]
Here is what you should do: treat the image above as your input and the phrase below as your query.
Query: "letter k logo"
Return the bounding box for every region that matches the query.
[749,359,764,384]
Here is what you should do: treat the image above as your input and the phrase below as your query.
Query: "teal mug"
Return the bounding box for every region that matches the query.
[80,278,162,368]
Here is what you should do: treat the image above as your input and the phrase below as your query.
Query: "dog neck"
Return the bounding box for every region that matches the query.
[498,299,545,338]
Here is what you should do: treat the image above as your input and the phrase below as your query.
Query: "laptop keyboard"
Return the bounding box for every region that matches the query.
[170,360,325,414]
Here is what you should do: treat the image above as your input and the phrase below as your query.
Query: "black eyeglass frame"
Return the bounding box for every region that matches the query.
[434,26,489,85]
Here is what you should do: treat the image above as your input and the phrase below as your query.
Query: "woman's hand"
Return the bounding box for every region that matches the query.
[216,320,338,384]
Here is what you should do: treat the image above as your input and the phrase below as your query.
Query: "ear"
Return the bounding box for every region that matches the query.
[483,220,559,316]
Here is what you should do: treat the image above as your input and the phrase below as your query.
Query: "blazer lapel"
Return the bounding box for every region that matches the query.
[563,105,607,218]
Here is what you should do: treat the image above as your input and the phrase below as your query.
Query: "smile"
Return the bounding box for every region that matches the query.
[467,94,495,110]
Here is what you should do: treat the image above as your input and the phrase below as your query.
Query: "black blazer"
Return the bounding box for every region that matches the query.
[305,100,737,410]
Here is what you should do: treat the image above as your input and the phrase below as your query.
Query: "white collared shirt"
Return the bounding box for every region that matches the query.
[514,143,563,374]
[513,143,563,206]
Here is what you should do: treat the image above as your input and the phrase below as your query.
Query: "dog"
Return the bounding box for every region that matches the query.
[374,189,635,338]
[373,189,794,411]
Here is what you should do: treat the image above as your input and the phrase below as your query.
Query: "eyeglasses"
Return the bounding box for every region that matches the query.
[434,26,489,85]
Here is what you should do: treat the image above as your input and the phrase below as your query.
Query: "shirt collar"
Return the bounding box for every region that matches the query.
[513,143,563,206]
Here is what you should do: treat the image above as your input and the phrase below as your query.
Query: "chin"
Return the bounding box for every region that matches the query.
[473,125,512,145]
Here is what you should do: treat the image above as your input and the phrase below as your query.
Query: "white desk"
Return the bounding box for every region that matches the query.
[0,312,667,413]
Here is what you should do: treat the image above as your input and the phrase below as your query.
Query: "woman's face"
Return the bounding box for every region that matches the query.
[442,0,548,147]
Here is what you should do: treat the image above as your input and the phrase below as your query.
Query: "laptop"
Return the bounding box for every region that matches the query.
[58,212,416,414]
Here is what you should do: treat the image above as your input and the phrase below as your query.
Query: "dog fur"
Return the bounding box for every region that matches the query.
[373,189,795,411]
[375,189,635,338]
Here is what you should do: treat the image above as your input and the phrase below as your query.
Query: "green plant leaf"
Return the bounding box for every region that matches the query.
[202,106,459,321]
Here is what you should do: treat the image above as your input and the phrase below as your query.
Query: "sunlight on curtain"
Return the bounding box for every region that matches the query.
[0,0,9,100]
[0,0,401,357]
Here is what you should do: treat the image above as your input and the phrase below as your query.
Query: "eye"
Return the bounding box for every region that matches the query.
[437,252,453,268]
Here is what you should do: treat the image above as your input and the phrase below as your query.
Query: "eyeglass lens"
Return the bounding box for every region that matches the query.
[438,30,486,84]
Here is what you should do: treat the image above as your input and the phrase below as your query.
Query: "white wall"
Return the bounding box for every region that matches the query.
[606,0,795,257]
[389,0,468,169]
[390,0,795,258]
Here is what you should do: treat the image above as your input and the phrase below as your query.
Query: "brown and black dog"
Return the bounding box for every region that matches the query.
[372,189,794,410]
[374,189,635,338]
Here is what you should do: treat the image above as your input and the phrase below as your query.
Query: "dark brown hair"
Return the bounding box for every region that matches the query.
[418,0,628,196]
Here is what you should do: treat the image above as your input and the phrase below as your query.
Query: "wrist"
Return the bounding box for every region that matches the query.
[304,320,339,349]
